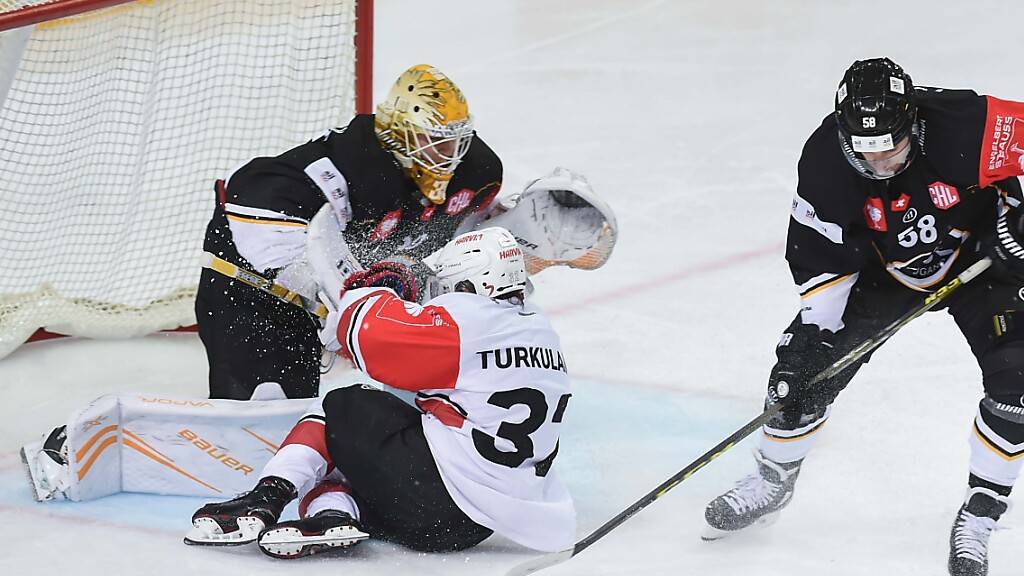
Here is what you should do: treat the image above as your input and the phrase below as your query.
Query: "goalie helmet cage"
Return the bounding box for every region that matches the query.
[0,0,373,358]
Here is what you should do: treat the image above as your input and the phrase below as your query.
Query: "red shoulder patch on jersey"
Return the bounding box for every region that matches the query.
[370,208,403,241]
[980,96,1024,187]
[343,293,461,391]
[928,181,960,210]
[890,193,911,212]
[864,197,887,231]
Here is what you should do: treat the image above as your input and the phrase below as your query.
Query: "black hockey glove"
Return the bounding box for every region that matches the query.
[766,322,845,416]
[343,260,418,301]
[978,206,1024,282]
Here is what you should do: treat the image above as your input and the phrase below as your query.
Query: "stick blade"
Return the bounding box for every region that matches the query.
[505,549,574,576]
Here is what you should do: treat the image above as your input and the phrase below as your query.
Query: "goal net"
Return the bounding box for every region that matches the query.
[0,0,372,358]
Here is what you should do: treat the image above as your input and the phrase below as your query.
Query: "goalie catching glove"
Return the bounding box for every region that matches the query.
[482,167,618,274]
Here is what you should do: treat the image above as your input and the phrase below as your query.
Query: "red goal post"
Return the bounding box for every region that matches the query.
[0,0,373,357]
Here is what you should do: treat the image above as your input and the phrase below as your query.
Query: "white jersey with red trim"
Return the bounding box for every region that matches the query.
[321,287,575,552]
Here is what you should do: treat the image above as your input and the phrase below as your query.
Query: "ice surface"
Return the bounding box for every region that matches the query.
[2,1,1023,574]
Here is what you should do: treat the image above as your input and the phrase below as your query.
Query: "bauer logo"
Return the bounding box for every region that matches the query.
[928,182,960,210]
[82,416,106,432]
[178,429,254,475]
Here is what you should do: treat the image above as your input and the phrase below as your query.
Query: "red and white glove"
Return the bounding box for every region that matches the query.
[342,260,418,302]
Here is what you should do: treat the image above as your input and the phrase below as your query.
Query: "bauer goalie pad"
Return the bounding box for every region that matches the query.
[481,167,618,274]
[21,389,309,502]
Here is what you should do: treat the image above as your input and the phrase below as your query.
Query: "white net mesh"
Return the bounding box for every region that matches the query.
[0,0,362,357]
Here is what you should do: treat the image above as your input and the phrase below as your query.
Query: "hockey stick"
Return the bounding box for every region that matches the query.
[201,252,328,319]
[506,257,992,576]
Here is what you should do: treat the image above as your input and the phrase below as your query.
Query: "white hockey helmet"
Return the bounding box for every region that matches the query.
[431,227,527,299]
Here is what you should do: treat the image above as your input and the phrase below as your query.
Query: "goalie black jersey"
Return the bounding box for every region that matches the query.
[788,89,1024,331]
[216,114,502,280]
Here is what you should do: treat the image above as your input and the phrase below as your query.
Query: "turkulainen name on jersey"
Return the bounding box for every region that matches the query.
[476,347,567,373]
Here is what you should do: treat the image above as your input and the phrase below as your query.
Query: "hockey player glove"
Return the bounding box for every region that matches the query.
[767,322,845,417]
[343,260,418,301]
[979,206,1024,282]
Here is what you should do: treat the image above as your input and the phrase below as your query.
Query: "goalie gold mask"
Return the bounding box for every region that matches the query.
[374,65,475,205]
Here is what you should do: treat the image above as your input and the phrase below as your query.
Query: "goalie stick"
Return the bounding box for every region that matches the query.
[505,257,993,576]
[201,252,328,319]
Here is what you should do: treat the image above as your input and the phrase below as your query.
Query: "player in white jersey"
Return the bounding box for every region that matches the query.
[183,227,576,558]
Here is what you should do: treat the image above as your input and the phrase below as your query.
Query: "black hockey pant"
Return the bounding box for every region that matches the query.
[322,385,493,552]
[770,266,1024,452]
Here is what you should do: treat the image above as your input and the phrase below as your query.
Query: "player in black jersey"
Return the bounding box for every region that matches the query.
[702,58,1024,576]
[196,64,500,401]
[195,64,617,403]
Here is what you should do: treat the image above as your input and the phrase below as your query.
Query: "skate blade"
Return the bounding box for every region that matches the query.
[258,525,369,559]
[701,510,781,542]
[183,516,265,546]
[21,441,55,502]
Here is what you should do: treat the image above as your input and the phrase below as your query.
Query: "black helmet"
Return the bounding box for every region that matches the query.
[834,58,918,179]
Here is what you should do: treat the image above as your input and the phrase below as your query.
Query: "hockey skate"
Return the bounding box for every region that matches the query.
[21,425,71,502]
[948,487,1011,576]
[184,476,296,546]
[702,450,802,541]
[258,509,369,559]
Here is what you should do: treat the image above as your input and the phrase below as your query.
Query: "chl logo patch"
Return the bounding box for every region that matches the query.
[445,188,474,215]
[928,181,960,210]
[864,197,887,232]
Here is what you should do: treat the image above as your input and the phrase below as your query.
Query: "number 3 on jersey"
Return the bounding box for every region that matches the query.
[472,389,571,476]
